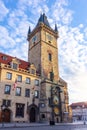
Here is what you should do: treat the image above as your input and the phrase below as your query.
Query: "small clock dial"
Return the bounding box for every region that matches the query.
[32,35,37,43]
[46,33,53,43]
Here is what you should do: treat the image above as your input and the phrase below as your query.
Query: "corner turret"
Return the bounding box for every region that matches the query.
[55,23,58,32]
[27,26,31,38]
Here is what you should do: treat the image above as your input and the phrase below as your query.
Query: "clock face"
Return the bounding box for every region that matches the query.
[53,95,59,105]
[32,35,37,43]
[46,33,53,43]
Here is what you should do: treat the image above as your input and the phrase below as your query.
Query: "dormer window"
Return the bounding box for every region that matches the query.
[2,56,7,60]
[30,64,36,75]
[11,58,20,70]
[31,69,35,74]
[13,63,18,70]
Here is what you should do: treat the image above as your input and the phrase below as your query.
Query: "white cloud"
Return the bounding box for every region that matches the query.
[0,26,16,49]
[84,27,87,39]
[0,0,9,21]
[67,71,87,104]
[58,24,87,104]
[50,0,73,25]
[8,42,28,61]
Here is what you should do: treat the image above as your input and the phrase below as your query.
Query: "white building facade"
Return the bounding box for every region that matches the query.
[70,102,87,122]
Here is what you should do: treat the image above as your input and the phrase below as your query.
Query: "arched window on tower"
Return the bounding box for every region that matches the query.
[48,53,52,61]
[50,71,54,82]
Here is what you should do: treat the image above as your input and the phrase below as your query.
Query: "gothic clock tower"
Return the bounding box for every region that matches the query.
[27,13,69,123]
[27,13,59,82]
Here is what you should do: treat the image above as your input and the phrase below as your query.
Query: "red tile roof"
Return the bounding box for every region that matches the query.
[0,52,30,70]
[70,102,87,109]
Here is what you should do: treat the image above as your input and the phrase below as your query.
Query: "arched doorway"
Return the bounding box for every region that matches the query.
[30,107,36,122]
[28,104,39,123]
[1,109,11,122]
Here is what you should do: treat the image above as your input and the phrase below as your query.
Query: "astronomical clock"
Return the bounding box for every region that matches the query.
[51,87,60,115]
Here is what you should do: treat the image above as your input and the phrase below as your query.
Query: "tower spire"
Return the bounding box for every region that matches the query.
[27,26,31,40]
[55,23,58,32]
[28,26,31,35]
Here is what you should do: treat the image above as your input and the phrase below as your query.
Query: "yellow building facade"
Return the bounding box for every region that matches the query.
[0,13,69,123]
[0,55,41,122]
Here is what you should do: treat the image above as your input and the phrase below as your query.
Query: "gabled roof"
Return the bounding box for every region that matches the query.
[0,52,30,70]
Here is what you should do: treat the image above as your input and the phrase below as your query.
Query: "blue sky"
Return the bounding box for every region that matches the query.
[0,0,87,104]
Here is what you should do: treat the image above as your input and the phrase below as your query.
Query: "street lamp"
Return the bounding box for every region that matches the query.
[1,104,6,127]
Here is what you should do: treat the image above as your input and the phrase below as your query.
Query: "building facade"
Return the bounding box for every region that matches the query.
[0,13,69,123]
[70,102,87,122]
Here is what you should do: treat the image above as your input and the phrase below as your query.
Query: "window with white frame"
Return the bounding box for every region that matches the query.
[25,89,30,97]
[31,69,35,74]
[26,77,31,84]
[6,72,12,80]
[17,75,22,82]
[13,63,18,70]
[2,56,7,60]
[34,90,39,98]
[4,85,11,94]
[16,87,21,96]
[35,79,39,86]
